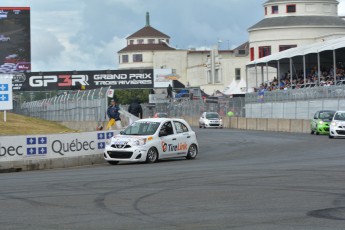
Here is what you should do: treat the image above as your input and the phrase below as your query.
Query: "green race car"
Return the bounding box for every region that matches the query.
[310,110,336,135]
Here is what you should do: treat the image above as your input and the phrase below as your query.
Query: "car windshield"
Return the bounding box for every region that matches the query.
[206,113,219,119]
[319,111,335,120]
[122,121,160,136]
[334,112,345,121]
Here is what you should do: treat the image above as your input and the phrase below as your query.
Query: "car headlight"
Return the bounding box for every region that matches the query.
[319,121,324,125]
[331,122,337,127]
[132,138,147,146]
[106,139,112,146]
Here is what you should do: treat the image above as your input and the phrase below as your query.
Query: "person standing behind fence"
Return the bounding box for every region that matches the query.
[106,99,121,130]
[128,98,143,119]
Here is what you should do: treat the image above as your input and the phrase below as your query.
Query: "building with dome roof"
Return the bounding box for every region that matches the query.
[117,1,345,95]
[249,0,345,61]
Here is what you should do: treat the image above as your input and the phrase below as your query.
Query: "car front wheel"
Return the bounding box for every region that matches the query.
[186,144,198,160]
[146,147,158,163]
[329,134,334,139]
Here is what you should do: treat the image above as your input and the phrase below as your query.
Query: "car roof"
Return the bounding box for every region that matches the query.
[335,111,345,113]
[139,118,188,123]
[318,110,336,112]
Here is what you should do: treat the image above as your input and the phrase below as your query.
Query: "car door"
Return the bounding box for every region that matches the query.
[158,121,178,158]
[173,121,191,157]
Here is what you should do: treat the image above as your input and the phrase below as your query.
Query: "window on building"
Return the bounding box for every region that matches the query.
[279,45,297,52]
[137,39,144,44]
[235,68,241,81]
[122,55,129,63]
[250,47,255,61]
[207,70,212,84]
[286,4,296,13]
[272,5,279,14]
[148,39,155,44]
[215,69,221,83]
[129,40,134,45]
[133,54,143,62]
[265,7,267,15]
[258,46,271,58]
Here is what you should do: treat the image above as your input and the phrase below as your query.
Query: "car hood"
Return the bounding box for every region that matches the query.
[111,135,150,144]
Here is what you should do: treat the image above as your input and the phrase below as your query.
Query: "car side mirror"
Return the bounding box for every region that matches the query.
[159,130,168,137]
[120,131,125,135]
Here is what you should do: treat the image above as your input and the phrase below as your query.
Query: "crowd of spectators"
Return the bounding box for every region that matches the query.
[255,65,345,92]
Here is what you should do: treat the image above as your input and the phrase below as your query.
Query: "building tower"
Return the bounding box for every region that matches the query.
[118,12,175,70]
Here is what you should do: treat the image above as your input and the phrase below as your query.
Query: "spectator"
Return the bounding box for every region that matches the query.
[106,99,121,130]
[128,98,143,119]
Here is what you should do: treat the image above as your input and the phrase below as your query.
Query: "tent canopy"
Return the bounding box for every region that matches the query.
[247,36,345,67]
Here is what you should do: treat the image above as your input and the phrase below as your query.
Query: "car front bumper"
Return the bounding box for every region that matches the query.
[316,123,330,134]
[104,146,148,162]
[330,125,345,137]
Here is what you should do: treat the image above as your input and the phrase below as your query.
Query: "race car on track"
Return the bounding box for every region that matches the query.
[104,118,199,165]
[310,110,335,135]
[199,112,223,128]
[329,111,345,139]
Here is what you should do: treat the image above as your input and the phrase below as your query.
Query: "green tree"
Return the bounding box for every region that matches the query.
[113,89,150,105]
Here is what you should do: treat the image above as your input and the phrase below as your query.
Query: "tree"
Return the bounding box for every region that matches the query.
[113,89,150,105]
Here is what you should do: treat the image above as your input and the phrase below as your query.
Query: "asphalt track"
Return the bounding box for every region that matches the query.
[1,128,345,230]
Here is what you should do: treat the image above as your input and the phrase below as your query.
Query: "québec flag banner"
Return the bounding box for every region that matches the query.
[107,89,114,98]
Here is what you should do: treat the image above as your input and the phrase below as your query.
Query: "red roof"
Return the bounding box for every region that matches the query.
[127,26,170,39]
[118,43,175,53]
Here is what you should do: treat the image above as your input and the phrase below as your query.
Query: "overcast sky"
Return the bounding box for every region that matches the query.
[2,0,345,72]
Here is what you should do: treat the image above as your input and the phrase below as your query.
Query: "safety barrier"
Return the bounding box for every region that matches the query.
[0,130,119,173]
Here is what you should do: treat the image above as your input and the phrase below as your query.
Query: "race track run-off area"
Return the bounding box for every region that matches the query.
[0,128,345,230]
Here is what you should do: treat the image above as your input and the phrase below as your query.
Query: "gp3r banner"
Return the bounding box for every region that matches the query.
[13,69,154,91]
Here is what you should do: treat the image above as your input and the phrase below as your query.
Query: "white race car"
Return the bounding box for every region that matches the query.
[104,118,199,165]
[329,111,345,138]
[199,112,223,128]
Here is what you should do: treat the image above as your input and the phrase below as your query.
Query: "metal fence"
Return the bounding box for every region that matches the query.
[19,88,109,122]
[144,97,246,118]
[245,85,345,119]
[246,85,345,104]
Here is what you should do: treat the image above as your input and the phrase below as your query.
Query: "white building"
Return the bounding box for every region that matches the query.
[247,0,345,89]
[117,1,345,94]
[118,13,249,95]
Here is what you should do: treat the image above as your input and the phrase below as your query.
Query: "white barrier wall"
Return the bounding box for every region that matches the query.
[246,99,345,119]
[0,131,119,163]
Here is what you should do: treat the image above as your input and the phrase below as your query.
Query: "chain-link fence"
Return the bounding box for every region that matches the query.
[144,97,246,118]
[245,85,345,119]
[19,88,109,122]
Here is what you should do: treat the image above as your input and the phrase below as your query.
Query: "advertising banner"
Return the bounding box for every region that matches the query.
[12,69,154,91]
[153,69,173,88]
[0,7,31,74]
[0,131,117,162]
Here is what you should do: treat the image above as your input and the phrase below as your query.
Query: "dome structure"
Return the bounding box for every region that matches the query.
[248,0,345,61]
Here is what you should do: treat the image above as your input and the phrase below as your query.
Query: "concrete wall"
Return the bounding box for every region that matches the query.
[179,115,310,134]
